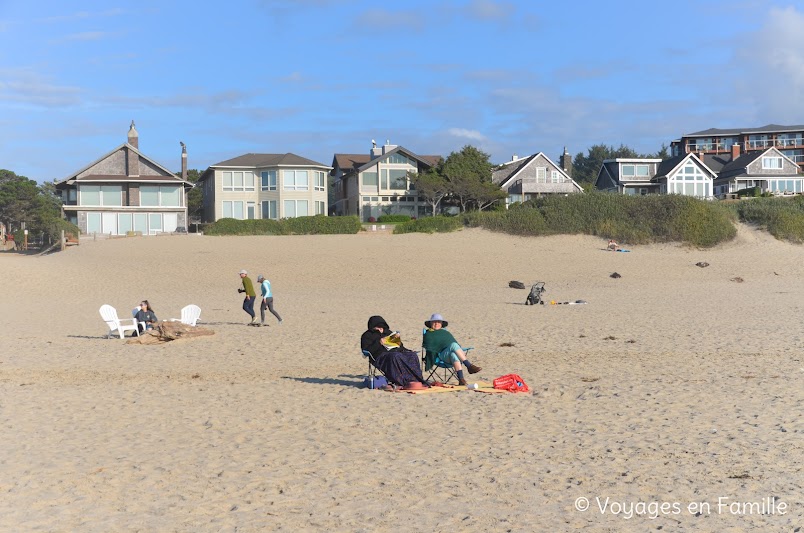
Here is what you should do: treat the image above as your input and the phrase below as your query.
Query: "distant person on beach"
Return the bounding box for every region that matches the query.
[257,274,282,326]
[134,300,158,333]
[238,270,257,325]
[422,313,481,386]
[361,315,427,388]
[607,239,619,251]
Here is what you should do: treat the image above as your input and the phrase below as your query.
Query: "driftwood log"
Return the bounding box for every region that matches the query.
[126,321,214,345]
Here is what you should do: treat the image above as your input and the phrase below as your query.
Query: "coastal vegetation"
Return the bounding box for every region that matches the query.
[0,169,79,245]
[204,215,361,235]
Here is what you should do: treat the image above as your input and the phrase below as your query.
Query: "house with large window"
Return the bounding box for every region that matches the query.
[705,146,803,197]
[594,158,663,195]
[197,153,330,222]
[670,124,804,170]
[331,141,442,221]
[54,122,193,235]
[652,153,716,199]
[493,149,582,203]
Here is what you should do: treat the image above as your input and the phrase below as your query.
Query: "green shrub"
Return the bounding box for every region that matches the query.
[205,216,361,236]
[461,192,737,247]
[393,216,462,234]
[730,196,804,242]
[377,214,412,223]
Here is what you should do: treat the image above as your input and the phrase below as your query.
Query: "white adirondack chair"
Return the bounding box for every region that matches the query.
[99,304,139,339]
[170,304,201,326]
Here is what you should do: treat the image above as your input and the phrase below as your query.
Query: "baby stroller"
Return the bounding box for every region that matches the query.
[525,282,546,305]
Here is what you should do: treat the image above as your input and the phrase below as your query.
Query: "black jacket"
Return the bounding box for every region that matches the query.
[360,315,391,358]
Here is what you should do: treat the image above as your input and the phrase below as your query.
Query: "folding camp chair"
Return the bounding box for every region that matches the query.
[362,349,389,389]
[421,328,473,384]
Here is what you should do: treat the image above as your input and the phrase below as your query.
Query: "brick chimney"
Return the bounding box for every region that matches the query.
[731,143,741,160]
[127,120,138,149]
[561,146,573,177]
[180,141,187,180]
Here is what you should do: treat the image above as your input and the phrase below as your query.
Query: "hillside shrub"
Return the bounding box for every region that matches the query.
[205,216,361,236]
[393,216,462,234]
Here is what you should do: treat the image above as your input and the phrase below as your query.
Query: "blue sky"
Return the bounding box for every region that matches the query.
[2,0,804,183]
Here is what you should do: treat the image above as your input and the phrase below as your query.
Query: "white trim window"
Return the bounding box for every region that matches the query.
[222,171,255,192]
[315,200,326,215]
[536,167,546,183]
[141,185,182,207]
[622,164,650,177]
[284,199,309,218]
[80,185,123,206]
[315,171,326,192]
[762,156,783,169]
[283,170,309,191]
[551,170,559,183]
[669,162,711,197]
[222,201,245,219]
[261,171,277,191]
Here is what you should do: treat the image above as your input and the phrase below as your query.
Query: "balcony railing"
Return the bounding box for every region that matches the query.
[686,139,804,153]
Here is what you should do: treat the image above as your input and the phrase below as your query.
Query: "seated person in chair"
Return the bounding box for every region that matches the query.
[134,300,158,333]
[422,313,481,386]
[361,315,427,388]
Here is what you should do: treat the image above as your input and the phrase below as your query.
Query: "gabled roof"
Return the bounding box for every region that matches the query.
[210,153,329,168]
[654,153,717,180]
[493,152,580,191]
[716,147,801,180]
[332,146,442,177]
[56,142,189,186]
[684,124,804,137]
[492,155,535,185]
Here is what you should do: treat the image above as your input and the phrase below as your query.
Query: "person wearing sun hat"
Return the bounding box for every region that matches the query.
[422,313,481,386]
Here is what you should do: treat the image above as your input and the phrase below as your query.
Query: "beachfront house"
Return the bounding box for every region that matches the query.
[492,149,583,205]
[330,140,442,221]
[670,124,804,171]
[594,158,663,195]
[652,152,717,199]
[197,153,331,222]
[54,122,193,236]
[705,146,804,198]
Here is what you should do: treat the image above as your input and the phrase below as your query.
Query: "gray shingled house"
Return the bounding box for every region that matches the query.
[54,122,193,235]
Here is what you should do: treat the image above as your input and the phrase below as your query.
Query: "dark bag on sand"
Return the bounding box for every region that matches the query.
[363,375,388,389]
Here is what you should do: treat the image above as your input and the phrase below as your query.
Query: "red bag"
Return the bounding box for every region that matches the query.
[493,374,529,392]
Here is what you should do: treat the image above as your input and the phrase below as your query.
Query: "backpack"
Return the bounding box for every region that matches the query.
[493,374,529,392]
[363,375,388,389]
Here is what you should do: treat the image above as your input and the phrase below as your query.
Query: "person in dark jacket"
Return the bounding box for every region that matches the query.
[360,315,427,388]
[135,300,158,334]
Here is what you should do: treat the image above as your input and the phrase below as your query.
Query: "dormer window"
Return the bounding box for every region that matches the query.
[762,156,783,169]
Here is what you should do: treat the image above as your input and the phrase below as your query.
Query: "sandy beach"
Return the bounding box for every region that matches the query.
[0,226,801,531]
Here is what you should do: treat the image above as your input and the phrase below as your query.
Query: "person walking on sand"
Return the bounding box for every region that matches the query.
[257,274,283,326]
[238,270,257,325]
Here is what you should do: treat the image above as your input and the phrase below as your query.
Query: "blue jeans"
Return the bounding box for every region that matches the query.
[437,342,463,365]
[243,296,256,318]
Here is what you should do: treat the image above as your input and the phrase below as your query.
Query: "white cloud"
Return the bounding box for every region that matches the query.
[448,128,486,141]
[733,6,804,119]
[61,31,111,42]
[466,0,515,22]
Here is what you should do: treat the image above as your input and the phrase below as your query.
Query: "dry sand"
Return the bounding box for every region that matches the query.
[0,226,801,532]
